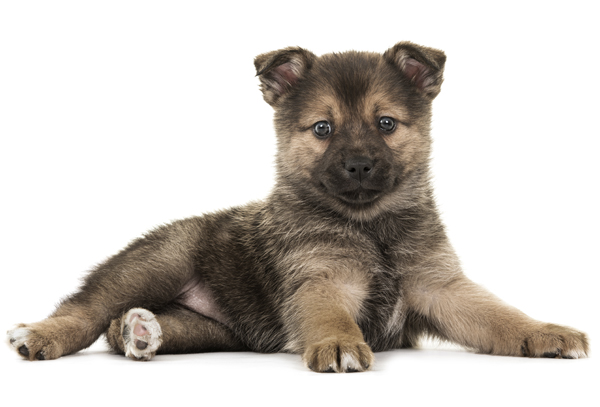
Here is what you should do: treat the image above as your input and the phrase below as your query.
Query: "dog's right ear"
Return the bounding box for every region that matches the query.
[254,47,316,106]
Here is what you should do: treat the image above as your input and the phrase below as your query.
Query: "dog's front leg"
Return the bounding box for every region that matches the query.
[405,270,589,359]
[285,278,374,373]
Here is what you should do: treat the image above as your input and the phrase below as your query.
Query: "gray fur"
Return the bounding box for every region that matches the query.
[7,42,589,370]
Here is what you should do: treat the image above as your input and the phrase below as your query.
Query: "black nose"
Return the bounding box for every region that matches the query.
[345,157,374,182]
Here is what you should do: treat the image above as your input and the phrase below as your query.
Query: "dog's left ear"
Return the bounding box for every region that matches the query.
[384,42,446,99]
[254,47,316,106]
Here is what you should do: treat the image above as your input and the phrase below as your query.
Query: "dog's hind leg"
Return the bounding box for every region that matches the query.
[7,218,207,361]
[106,305,246,360]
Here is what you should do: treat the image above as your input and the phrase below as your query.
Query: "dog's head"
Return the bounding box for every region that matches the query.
[255,42,446,221]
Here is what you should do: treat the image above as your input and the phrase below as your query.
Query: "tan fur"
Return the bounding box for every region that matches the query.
[401,245,588,358]
[363,77,431,174]
[291,282,373,372]
[284,134,330,180]
[280,249,371,353]
[8,314,96,361]
[7,42,589,371]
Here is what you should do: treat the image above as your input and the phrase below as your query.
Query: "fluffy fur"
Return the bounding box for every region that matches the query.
[7,42,588,371]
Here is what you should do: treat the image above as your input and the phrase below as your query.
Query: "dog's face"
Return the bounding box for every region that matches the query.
[255,42,446,220]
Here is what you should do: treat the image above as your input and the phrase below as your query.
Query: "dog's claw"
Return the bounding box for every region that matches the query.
[18,345,29,357]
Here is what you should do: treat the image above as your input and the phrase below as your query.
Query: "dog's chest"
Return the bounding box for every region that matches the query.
[327,226,408,350]
[358,267,406,351]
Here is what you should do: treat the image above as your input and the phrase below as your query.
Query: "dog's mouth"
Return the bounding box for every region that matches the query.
[338,188,382,204]
[320,183,383,205]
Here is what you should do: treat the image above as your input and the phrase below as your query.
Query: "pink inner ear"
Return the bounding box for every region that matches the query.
[272,62,300,90]
[403,58,432,90]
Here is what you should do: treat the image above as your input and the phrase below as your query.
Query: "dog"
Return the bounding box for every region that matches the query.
[7,42,589,372]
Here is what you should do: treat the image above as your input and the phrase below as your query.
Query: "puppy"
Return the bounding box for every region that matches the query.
[7,42,589,372]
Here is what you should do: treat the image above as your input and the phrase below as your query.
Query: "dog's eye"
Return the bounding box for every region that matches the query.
[379,117,396,132]
[313,121,332,139]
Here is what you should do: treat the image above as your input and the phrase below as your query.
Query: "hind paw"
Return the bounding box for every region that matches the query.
[122,308,162,361]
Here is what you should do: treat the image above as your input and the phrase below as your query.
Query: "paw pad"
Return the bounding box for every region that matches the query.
[122,308,162,361]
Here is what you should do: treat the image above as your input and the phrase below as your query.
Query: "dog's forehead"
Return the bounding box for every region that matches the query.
[311,52,387,100]
[298,51,410,124]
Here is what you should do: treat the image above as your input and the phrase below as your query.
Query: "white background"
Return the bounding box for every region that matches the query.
[1,1,598,406]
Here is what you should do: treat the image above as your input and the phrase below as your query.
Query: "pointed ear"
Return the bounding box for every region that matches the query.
[254,47,316,106]
[384,42,446,99]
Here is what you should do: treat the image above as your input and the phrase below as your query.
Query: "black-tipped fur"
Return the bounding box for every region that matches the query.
[7,43,588,368]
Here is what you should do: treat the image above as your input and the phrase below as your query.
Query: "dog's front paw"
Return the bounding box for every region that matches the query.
[7,323,63,361]
[121,308,162,361]
[303,336,374,373]
[521,323,589,359]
